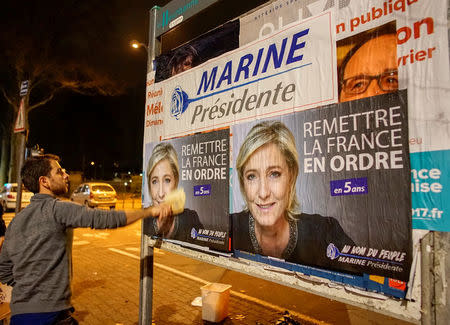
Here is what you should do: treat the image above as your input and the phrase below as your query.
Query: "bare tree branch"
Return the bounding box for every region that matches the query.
[1,87,18,111]
[28,93,56,112]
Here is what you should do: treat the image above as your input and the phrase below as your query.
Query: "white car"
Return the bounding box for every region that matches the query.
[70,182,117,209]
[0,183,34,211]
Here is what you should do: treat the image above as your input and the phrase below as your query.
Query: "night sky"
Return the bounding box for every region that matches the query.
[1,0,267,178]
[1,0,171,177]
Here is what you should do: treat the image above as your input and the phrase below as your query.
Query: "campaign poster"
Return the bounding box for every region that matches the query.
[142,128,230,251]
[231,90,412,280]
[141,3,432,281]
[238,0,450,233]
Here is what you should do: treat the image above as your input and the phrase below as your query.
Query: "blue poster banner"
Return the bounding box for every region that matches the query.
[411,150,450,232]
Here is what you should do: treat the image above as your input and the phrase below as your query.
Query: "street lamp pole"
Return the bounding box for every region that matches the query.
[139,5,160,325]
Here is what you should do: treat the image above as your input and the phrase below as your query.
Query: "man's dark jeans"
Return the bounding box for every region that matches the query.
[10,307,78,325]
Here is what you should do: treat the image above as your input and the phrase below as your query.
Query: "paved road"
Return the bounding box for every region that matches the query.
[2,211,415,324]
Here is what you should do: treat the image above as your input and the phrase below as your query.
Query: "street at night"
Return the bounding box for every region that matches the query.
[1,1,449,324]
[1,209,415,325]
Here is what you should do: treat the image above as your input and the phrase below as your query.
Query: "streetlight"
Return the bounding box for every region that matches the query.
[130,40,148,53]
[130,39,154,79]
[130,36,154,72]
[90,161,96,180]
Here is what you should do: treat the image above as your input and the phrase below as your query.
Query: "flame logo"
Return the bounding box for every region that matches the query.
[326,243,339,260]
[170,86,190,120]
[190,228,198,239]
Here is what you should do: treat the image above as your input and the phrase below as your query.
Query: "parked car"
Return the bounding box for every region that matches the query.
[0,183,34,211]
[70,182,117,209]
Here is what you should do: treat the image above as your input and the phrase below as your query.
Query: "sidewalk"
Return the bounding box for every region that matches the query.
[71,241,319,325]
[152,261,319,325]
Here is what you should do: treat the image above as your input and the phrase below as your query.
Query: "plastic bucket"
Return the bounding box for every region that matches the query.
[201,283,232,322]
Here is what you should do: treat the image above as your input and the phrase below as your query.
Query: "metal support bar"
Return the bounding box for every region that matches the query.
[139,233,153,324]
[147,6,160,72]
[139,5,160,325]
[14,133,26,214]
[433,231,449,325]
[421,232,434,325]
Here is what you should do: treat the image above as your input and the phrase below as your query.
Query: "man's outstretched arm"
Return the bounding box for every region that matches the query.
[124,203,172,225]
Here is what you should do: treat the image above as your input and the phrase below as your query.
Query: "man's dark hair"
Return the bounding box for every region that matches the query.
[21,154,60,193]
[168,45,199,75]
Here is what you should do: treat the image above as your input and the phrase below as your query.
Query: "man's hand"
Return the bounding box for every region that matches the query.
[155,203,174,236]
[151,203,172,218]
[125,203,173,225]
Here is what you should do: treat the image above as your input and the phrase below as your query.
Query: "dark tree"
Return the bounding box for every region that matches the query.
[0,0,127,183]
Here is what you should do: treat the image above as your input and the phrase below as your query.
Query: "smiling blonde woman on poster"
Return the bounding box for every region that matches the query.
[232,121,355,268]
[147,143,203,241]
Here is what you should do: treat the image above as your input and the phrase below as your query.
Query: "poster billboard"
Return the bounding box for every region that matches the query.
[142,6,420,281]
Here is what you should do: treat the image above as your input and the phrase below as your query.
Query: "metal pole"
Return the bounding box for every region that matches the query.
[421,231,434,325]
[14,133,26,214]
[147,6,160,73]
[433,231,450,325]
[139,5,160,325]
[15,95,28,214]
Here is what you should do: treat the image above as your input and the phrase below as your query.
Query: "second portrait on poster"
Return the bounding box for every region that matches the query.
[142,129,230,251]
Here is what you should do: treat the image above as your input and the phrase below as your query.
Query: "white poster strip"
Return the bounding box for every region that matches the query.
[146,11,336,139]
